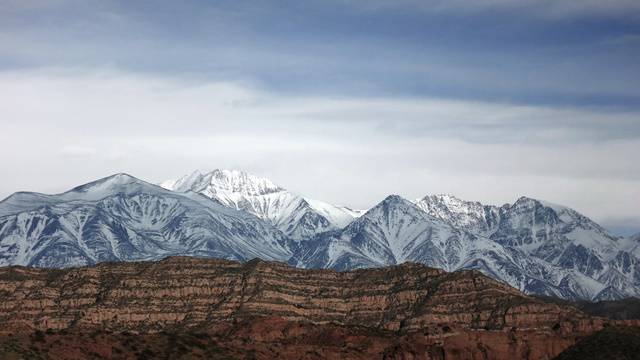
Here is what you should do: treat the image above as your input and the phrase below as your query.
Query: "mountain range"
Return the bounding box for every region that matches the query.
[0,169,638,301]
[0,174,291,268]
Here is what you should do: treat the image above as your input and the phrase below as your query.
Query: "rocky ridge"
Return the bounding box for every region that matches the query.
[0,256,633,359]
[0,256,593,333]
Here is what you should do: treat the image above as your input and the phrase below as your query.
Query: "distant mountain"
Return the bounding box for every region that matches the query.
[415,194,620,257]
[415,195,640,301]
[292,194,640,301]
[161,169,361,240]
[291,195,483,271]
[0,171,638,301]
[0,174,291,267]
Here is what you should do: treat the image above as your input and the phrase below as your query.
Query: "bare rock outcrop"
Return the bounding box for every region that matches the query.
[0,256,632,359]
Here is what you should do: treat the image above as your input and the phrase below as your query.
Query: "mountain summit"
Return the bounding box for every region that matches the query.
[161,169,362,239]
[161,169,283,197]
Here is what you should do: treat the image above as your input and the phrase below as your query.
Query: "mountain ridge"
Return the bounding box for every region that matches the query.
[0,173,292,268]
[0,170,637,301]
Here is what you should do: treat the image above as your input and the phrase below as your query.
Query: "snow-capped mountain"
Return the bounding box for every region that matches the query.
[161,169,361,240]
[0,171,638,301]
[413,194,639,300]
[416,195,621,262]
[291,195,482,270]
[290,195,614,300]
[0,174,291,267]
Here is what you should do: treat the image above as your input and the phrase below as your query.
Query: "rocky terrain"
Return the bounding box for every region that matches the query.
[0,256,634,359]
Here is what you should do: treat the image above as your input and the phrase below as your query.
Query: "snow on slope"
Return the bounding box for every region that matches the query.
[414,194,638,300]
[161,169,362,239]
[0,174,291,268]
[416,194,620,259]
[1,171,637,301]
[292,195,577,297]
[291,193,640,300]
[619,232,640,256]
[415,194,500,234]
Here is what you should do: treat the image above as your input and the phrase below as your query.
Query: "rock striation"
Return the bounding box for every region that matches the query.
[0,257,630,359]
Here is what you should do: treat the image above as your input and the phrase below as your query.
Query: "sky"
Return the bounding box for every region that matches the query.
[0,0,639,235]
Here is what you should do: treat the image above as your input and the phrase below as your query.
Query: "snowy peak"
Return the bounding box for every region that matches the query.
[336,194,455,265]
[415,194,497,233]
[66,173,150,194]
[162,169,359,239]
[416,193,617,250]
[416,194,485,220]
[501,196,619,252]
[502,196,563,229]
[418,193,468,206]
[165,169,284,197]
[370,195,427,219]
[0,173,162,217]
[381,194,410,205]
[507,196,581,227]
[509,196,561,218]
[212,169,283,195]
[354,195,435,230]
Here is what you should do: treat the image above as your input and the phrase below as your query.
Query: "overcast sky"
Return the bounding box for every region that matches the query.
[1,0,639,235]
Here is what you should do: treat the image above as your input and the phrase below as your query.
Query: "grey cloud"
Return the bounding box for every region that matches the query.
[1,0,639,110]
[0,69,638,232]
[341,0,640,18]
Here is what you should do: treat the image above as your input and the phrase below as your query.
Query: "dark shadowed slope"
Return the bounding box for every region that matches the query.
[554,326,640,360]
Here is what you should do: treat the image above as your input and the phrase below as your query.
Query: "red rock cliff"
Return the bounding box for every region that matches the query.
[0,257,626,359]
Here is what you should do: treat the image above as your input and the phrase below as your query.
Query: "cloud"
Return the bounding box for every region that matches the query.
[59,145,97,157]
[0,68,638,231]
[343,0,640,19]
[0,0,639,111]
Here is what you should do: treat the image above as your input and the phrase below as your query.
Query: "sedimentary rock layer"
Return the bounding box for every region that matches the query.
[0,256,599,331]
[0,256,630,359]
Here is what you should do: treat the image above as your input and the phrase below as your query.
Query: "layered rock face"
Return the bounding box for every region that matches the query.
[0,256,592,332]
[0,256,625,359]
